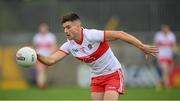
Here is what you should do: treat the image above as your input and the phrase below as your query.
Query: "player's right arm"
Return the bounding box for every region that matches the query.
[37,41,70,66]
[37,50,68,66]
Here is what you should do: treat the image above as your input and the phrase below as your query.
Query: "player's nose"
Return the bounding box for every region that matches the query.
[64,28,68,33]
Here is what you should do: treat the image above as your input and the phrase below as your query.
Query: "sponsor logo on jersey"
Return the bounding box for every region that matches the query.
[72,47,86,53]
[72,49,78,52]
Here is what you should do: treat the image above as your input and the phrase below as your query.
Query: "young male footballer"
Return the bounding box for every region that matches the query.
[37,13,158,101]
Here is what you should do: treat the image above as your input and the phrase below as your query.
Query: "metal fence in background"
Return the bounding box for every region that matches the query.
[0,0,179,33]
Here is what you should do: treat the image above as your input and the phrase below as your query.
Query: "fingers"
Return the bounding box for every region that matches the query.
[141,44,159,61]
[145,49,159,53]
[143,49,158,55]
[144,45,158,50]
[144,53,156,62]
[145,51,158,57]
[145,54,151,62]
[149,53,158,58]
[142,44,159,54]
[144,51,158,61]
[143,44,157,47]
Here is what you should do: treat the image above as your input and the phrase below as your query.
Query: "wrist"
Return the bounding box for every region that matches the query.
[137,43,144,50]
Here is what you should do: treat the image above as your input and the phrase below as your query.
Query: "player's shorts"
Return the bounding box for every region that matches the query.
[158,57,173,68]
[91,69,124,95]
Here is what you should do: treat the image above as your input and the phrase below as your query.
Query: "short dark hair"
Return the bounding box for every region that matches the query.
[61,13,80,24]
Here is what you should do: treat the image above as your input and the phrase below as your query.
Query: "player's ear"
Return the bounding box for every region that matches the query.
[74,22,81,28]
[74,20,81,26]
[78,23,82,28]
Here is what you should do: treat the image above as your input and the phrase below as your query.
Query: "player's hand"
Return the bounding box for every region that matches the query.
[141,44,159,60]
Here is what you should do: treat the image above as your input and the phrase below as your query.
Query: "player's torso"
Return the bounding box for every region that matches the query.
[70,39,99,59]
[33,33,55,56]
[68,29,121,77]
[156,32,175,58]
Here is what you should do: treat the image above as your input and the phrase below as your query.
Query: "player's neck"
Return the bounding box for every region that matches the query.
[74,28,83,44]
[40,31,48,36]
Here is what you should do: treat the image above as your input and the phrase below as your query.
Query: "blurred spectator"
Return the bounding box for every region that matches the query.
[32,22,57,88]
[154,24,178,89]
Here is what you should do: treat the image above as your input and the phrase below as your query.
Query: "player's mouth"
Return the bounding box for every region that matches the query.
[66,35,71,38]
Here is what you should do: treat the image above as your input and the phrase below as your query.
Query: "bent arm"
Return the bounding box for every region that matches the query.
[37,50,68,66]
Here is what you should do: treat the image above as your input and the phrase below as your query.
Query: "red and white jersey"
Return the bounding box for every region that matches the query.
[33,32,56,56]
[60,28,121,77]
[154,31,176,59]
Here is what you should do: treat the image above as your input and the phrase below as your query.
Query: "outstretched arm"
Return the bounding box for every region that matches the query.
[105,31,158,57]
[37,50,68,66]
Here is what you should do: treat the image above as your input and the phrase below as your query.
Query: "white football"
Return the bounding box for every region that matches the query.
[16,47,37,67]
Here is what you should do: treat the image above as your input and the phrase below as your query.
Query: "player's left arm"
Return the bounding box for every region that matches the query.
[105,31,159,57]
[173,41,178,54]
[171,33,178,58]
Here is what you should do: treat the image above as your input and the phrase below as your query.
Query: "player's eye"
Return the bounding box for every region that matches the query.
[66,26,71,29]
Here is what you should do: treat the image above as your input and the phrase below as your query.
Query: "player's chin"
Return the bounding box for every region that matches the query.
[66,36,72,40]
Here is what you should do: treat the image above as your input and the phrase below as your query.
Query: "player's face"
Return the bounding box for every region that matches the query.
[161,25,170,34]
[39,24,49,34]
[63,21,81,40]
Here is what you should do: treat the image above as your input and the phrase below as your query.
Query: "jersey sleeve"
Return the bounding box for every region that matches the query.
[85,29,105,42]
[59,42,70,55]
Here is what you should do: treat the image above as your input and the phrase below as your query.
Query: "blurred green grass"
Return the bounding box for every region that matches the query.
[0,86,180,100]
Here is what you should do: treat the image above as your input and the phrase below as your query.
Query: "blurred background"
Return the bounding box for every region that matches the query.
[0,0,180,100]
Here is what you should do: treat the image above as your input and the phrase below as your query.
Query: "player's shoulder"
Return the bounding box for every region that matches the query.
[83,28,102,34]
[48,32,55,35]
[156,31,162,36]
[83,28,104,41]
[155,31,164,38]
[33,33,40,39]
[169,32,176,37]
[47,32,56,37]
[32,33,42,43]
[168,32,176,40]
